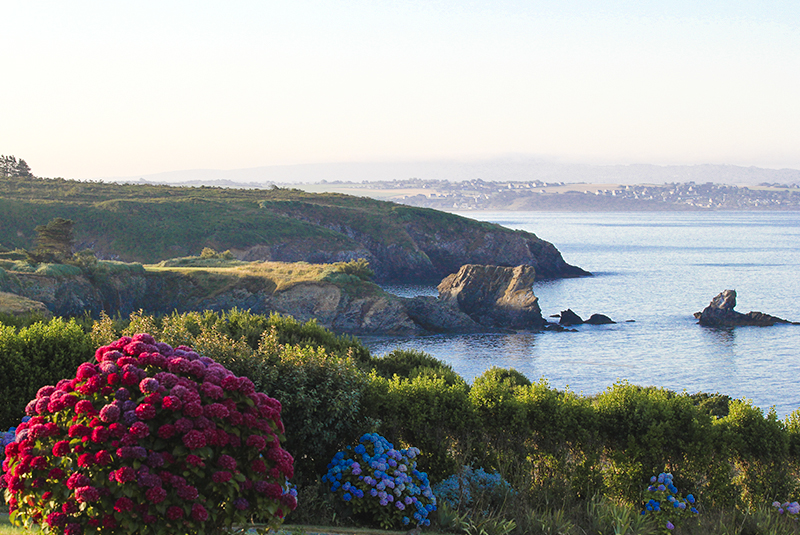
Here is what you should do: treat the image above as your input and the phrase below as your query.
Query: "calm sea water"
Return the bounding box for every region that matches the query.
[370,211,800,418]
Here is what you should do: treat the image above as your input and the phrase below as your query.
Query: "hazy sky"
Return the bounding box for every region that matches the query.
[3,1,800,179]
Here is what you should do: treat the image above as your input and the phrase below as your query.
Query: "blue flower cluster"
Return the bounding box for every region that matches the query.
[433,465,516,512]
[0,416,30,463]
[772,500,800,515]
[322,433,436,528]
[641,472,699,531]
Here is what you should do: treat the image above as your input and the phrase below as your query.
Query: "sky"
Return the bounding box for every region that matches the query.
[3,1,800,180]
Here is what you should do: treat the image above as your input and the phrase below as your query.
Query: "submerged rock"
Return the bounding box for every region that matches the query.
[694,290,797,327]
[585,313,615,325]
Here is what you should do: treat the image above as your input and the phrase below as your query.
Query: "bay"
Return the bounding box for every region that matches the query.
[368,211,800,418]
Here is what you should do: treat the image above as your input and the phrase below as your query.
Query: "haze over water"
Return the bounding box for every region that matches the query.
[371,211,800,418]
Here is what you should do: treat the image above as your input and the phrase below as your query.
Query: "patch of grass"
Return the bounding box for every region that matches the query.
[0,292,51,320]
[146,260,341,293]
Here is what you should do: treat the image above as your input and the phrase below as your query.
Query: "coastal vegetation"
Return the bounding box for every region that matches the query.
[3,311,800,533]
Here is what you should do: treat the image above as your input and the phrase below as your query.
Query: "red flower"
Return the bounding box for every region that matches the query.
[77,453,94,467]
[95,450,112,466]
[114,466,135,484]
[134,403,157,420]
[157,424,176,439]
[114,497,134,512]
[66,473,91,490]
[217,454,237,471]
[246,434,266,451]
[251,459,267,473]
[75,400,96,415]
[145,486,167,504]
[74,485,101,503]
[183,402,203,417]
[212,471,232,483]
[182,430,206,450]
[191,503,209,522]
[45,512,67,527]
[91,426,110,443]
[62,501,78,514]
[122,371,139,386]
[186,454,205,467]
[166,505,184,520]
[177,485,199,500]
[130,421,150,439]
[48,468,66,480]
[162,395,182,411]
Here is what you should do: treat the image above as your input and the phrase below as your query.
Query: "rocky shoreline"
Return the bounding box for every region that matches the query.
[0,263,605,336]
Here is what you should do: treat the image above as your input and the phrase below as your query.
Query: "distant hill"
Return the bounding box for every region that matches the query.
[0,175,587,283]
[98,158,800,187]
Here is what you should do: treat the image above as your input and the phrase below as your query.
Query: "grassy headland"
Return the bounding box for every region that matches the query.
[0,175,587,282]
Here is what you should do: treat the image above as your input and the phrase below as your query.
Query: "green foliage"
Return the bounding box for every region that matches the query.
[32,263,82,277]
[370,348,459,381]
[331,258,374,281]
[366,372,474,481]
[233,331,374,487]
[0,318,93,429]
[0,155,32,178]
[27,217,75,263]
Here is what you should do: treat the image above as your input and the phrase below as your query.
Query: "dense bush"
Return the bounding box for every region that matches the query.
[0,318,93,430]
[2,311,800,522]
[365,372,475,481]
[1,334,296,534]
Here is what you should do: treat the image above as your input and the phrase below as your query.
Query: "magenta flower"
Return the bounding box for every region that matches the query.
[182,430,207,449]
[74,486,101,503]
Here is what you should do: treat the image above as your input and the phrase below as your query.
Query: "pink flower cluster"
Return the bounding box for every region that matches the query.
[1,333,296,535]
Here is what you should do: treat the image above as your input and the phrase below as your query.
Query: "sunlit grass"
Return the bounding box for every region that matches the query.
[146,259,338,292]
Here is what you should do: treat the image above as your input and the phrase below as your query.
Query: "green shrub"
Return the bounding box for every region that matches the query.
[245,331,373,486]
[331,258,374,281]
[593,382,712,503]
[715,401,795,506]
[370,348,458,380]
[32,263,82,277]
[366,373,475,481]
[0,318,93,429]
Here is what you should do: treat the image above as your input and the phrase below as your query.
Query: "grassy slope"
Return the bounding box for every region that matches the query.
[0,176,512,265]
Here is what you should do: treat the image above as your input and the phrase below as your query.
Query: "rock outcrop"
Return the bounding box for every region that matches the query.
[437,264,544,330]
[694,290,797,327]
[556,309,615,326]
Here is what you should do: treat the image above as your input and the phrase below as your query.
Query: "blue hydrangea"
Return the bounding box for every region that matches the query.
[322,433,436,529]
[432,465,516,513]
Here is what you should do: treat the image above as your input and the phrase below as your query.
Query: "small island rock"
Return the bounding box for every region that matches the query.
[694,290,797,327]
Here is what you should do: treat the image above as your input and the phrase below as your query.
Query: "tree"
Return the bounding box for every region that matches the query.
[28,218,75,263]
[0,155,33,178]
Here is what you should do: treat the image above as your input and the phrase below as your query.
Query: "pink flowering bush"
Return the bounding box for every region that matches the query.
[1,333,296,535]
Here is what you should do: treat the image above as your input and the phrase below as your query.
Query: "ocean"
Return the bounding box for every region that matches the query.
[369,211,800,418]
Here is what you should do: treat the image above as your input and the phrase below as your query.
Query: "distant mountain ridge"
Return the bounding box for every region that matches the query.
[98,158,800,187]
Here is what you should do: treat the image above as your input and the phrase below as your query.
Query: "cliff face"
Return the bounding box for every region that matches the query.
[0,270,422,336]
[236,211,590,283]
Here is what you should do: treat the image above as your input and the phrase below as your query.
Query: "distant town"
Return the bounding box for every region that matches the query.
[298,179,800,211]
